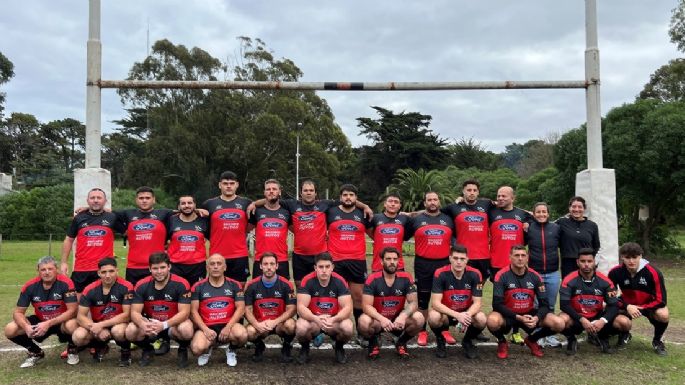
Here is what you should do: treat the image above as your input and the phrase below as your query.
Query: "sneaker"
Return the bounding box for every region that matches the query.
[566,337,578,356]
[60,348,68,359]
[475,333,490,342]
[496,340,509,359]
[154,339,170,356]
[139,349,154,367]
[197,347,212,367]
[462,339,478,359]
[652,340,667,356]
[334,342,347,364]
[396,344,409,359]
[442,330,457,345]
[546,335,562,347]
[587,333,600,346]
[598,338,615,354]
[92,345,109,362]
[524,337,544,357]
[616,332,632,349]
[252,340,266,363]
[417,330,428,346]
[20,351,45,368]
[297,343,310,364]
[367,343,380,360]
[225,346,237,367]
[118,349,132,367]
[435,337,447,358]
[280,342,293,363]
[177,348,189,368]
[312,333,325,348]
[67,346,80,366]
[537,337,549,347]
[510,332,524,345]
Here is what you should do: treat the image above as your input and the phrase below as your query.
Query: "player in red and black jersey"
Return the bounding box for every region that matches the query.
[116,187,175,285]
[296,252,353,364]
[202,171,254,284]
[428,245,487,359]
[441,180,493,282]
[406,191,454,346]
[326,184,371,328]
[249,179,292,279]
[358,247,423,360]
[487,245,564,359]
[126,252,194,368]
[367,193,410,273]
[609,242,670,355]
[488,186,533,279]
[244,253,297,363]
[5,256,78,368]
[72,257,134,365]
[189,253,247,367]
[62,187,124,292]
[559,249,619,355]
[168,195,209,285]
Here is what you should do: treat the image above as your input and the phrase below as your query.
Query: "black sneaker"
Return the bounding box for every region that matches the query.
[616,332,632,349]
[475,333,490,342]
[462,339,478,359]
[92,345,108,363]
[652,340,667,356]
[118,349,132,367]
[565,337,578,356]
[334,341,347,364]
[139,349,154,367]
[587,334,600,346]
[297,343,310,365]
[598,338,615,354]
[154,339,170,356]
[280,341,293,363]
[435,337,447,359]
[252,340,266,363]
[177,348,189,368]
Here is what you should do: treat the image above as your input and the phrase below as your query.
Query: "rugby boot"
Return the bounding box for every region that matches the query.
[20,350,45,368]
[252,339,266,363]
[139,348,154,367]
[297,342,310,364]
[565,336,578,356]
[524,337,544,357]
[496,340,509,359]
[416,330,428,346]
[616,332,632,349]
[367,336,380,360]
[435,335,447,358]
[118,348,132,367]
[442,330,456,345]
[652,340,667,356]
[598,338,615,354]
[280,341,294,363]
[396,344,410,359]
[177,347,189,368]
[462,339,479,359]
[154,339,170,356]
[334,341,347,364]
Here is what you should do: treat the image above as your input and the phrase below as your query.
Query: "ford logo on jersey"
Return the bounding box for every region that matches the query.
[263,222,283,228]
[464,215,485,223]
[338,224,359,232]
[84,229,107,237]
[298,214,316,222]
[101,305,117,315]
[38,304,60,312]
[133,223,155,231]
[578,298,599,306]
[382,300,400,307]
[498,223,519,231]
[152,305,169,312]
[178,235,199,242]
[380,227,400,235]
[512,292,530,300]
[207,301,228,309]
[219,212,241,220]
[424,229,445,236]
[450,294,469,302]
[258,302,279,309]
[317,302,334,310]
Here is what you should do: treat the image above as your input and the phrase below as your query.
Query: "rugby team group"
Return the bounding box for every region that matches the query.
[4,171,670,369]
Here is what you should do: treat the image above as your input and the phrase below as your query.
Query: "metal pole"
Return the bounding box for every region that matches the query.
[0,233,3,260]
[48,233,52,256]
[295,123,302,199]
[85,0,102,168]
[585,0,603,169]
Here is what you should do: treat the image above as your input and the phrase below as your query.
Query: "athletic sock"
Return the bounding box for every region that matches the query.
[369,333,380,346]
[115,340,131,350]
[430,324,448,341]
[491,329,506,342]
[353,308,363,327]
[463,324,484,342]
[177,340,190,350]
[652,320,669,343]
[282,334,294,345]
[396,332,411,346]
[9,335,42,354]
[138,338,154,351]
[528,327,554,341]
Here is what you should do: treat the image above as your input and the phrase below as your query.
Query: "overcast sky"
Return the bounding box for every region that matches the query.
[1,0,681,152]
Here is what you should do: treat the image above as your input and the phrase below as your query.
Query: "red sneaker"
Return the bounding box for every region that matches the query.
[417,330,428,346]
[396,345,410,359]
[496,341,509,359]
[442,330,457,345]
[367,345,380,360]
[524,338,544,357]
[60,348,68,359]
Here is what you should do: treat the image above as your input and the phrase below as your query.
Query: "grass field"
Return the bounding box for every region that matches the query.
[0,240,683,385]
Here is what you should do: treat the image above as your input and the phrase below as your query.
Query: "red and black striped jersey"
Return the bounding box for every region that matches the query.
[249,206,291,262]
[407,212,454,260]
[299,272,350,316]
[431,265,483,312]
[442,199,493,260]
[67,211,123,271]
[80,277,134,322]
[191,277,244,326]
[326,207,370,262]
[117,208,174,269]
[560,271,617,320]
[488,207,532,269]
[244,275,295,322]
[369,213,410,272]
[133,274,191,321]
[202,196,252,259]
[17,275,76,321]
[167,215,209,265]
[282,199,336,255]
[609,262,667,311]
[363,271,416,319]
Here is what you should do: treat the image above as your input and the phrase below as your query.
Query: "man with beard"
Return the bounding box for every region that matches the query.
[358,247,424,360]
[488,186,533,280]
[126,252,194,368]
[367,193,411,274]
[167,195,209,285]
[249,180,292,279]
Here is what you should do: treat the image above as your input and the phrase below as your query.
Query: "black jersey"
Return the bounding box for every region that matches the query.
[493,266,548,319]
[326,206,370,262]
[249,206,291,262]
[17,275,77,321]
[191,277,244,325]
[133,274,191,321]
[167,215,209,265]
[560,271,618,321]
[117,208,174,269]
[80,277,134,322]
[431,265,483,312]
[609,261,667,311]
[299,272,350,316]
[441,199,493,260]
[363,271,416,319]
[282,199,336,255]
[407,212,454,259]
[202,196,252,259]
[369,213,411,271]
[244,275,296,322]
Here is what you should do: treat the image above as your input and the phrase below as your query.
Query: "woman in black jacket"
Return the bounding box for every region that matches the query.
[556,196,600,279]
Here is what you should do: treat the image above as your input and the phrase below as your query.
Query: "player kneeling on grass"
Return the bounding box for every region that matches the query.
[244,252,296,363]
[358,247,424,360]
[5,256,79,368]
[190,253,247,367]
[296,252,354,364]
[559,249,620,355]
[125,252,194,368]
[428,244,486,359]
[487,245,564,359]
[72,257,134,366]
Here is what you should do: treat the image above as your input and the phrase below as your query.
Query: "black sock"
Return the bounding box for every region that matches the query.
[431,324,448,341]
[491,329,506,342]
[397,332,411,346]
[9,335,42,354]
[282,334,294,345]
[652,320,669,343]
[177,340,189,350]
[115,340,131,350]
[369,333,379,346]
[528,327,554,341]
[463,325,484,342]
[334,340,345,349]
[353,308,363,327]
[138,338,153,351]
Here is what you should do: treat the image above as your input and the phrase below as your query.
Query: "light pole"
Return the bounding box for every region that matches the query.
[295,122,302,199]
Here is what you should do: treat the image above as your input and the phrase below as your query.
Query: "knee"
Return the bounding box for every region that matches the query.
[473,312,487,328]
[110,324,126,341]
[4,322,19,338]
[125,323,140,341]
[487,312,502,331]
[63,319,78,334]
[426,310,442,328]
[655,307,670,323]
[283,318,296,334]
[232,324,248,345]
[340,319,354,338]
[72,327,90,345]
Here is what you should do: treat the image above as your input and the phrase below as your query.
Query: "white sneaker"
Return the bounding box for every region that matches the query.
[20,352,44,368]
[537,338,548,347]
[546,335,561,347]
[225,347,237,367]
[66,353,80,365]
[197,347,212,366]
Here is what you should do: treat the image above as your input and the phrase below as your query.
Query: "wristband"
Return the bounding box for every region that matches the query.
[600,317,608,324]
[162,321,169,330]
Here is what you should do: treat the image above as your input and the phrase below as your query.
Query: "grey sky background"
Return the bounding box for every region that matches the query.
[1,0,681,152]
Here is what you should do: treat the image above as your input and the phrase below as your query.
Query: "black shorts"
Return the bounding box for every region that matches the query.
[208,324,227,335]
[488,264,503,283]
[619,307,663,321]
[467,259,490,282]
[292,253,316,282]
[252,261,290,280]
[565,316,618,337]
[171,262,207,285]
[500,313,538,335]
[334,260,367,284]
[27,315,70,343]
[225,257,250,283]
[414,256,449,293]
[71,270,99,293]
[126,268,150,285]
